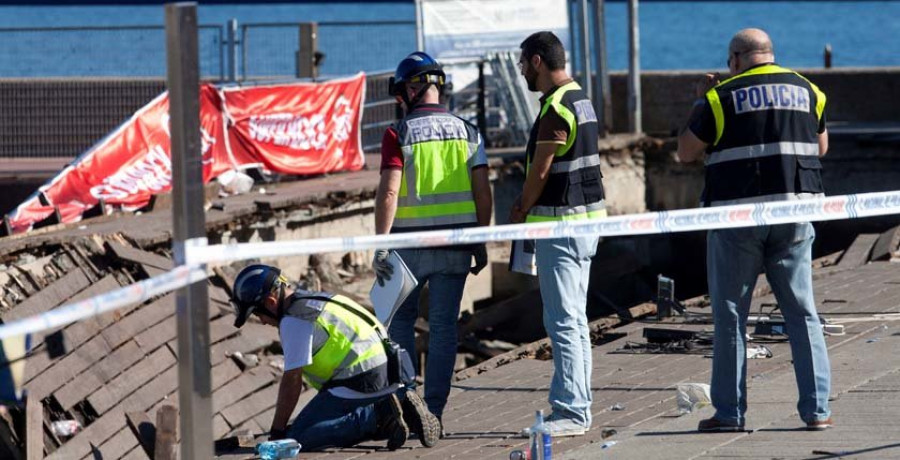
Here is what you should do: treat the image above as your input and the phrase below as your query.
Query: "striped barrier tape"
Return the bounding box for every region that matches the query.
[184,190,900,266]
[2,190,899,340]
[0,264,208,340]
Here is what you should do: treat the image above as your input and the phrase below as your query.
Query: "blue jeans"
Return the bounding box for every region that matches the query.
[535,235,599,428]
[389,248,471,418]
[287,391,381,451]
[707,222,831,425]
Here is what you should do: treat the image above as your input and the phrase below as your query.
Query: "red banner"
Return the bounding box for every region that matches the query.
[7,74,367,234]
[223,73,365,175]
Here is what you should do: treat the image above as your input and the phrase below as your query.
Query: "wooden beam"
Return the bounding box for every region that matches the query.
[25,395,42,460]
[154,405,177,460]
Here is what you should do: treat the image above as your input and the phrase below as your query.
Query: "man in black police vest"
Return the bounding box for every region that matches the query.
[677,28,833,432]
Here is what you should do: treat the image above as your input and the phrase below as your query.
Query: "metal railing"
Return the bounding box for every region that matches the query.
[0,25,225,79]
[239,20,415,80]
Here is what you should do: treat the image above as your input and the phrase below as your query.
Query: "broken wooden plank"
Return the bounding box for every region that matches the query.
[105,241,174,271]
[102,294,175,349]
[837,233,879,268]
[45,408,126,460]
[125,411,155,459]
[24,275,123,380]
[212,358,243,392]
[88,346,176,415]
[25,395,42,460]
[54,340,144,411]
[213,414,231,440]
[154,405,177,460]
[870,225,900,261]
[24,333,114,400]
[213,368,277,413]
[2,268,90,322]
[220,382,278,427]
[93,427,139,460]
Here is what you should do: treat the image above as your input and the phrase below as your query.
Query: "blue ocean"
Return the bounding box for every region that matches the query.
[0,1,898,78]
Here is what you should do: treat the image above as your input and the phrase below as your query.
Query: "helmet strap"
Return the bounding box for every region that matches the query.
[401,83,436,113]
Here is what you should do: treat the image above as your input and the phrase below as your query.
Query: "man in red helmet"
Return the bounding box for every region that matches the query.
[373,51,493,432]
[230,264,440,451]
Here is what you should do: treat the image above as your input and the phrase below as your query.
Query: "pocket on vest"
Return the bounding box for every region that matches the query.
[567,167,603,206]
[795,156,823,193]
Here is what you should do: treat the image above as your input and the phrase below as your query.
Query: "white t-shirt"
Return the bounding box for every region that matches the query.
[279,316,314,371]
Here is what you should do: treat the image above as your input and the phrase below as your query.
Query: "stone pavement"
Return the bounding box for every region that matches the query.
[269,257,900,460]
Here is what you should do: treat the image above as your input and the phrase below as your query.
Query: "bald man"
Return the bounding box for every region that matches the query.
[677,28,833,432]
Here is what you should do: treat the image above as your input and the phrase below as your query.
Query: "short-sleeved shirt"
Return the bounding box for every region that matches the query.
[536,88,572,148]
[279,316,314,371]
[380,104,488,171]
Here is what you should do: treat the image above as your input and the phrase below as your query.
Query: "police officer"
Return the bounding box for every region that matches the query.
[510,31,606,437]
[373,51,493,429]
[230,264,440,451]
[677,28,833,432]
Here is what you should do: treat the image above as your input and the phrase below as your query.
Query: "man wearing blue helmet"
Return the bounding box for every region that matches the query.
[374,51,493,433]
[230,264,440,451]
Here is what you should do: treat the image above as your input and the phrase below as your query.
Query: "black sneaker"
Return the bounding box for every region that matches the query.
[375,394,409,450]
[697,417,745,432]
[400,390,441,447]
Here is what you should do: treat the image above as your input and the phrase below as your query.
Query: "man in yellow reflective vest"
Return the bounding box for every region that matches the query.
[230,264,440,451]
[677,28,832,432]
[510,31,607,437]
[373,51,493,432]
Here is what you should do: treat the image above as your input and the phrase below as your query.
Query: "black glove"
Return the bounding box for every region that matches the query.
[470,244,488,275]
[373,249,394,286]
[268,427,287,441]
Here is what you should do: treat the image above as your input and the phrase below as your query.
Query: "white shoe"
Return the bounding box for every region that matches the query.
[520,417,586,438]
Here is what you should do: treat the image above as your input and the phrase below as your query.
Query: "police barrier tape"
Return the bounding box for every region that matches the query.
[0,265,208,340]
[2,190,900,340]
[184,190,900,266]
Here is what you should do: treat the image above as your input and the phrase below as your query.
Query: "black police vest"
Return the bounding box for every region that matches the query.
[702,64,826,206]
[525,82,606,221]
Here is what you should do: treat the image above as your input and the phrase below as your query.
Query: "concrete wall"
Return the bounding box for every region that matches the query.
[607,67,900,135]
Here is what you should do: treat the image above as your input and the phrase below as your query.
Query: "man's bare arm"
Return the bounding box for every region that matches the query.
[375,169,402,234]
[270,368,304,432]
[471,166,493,226]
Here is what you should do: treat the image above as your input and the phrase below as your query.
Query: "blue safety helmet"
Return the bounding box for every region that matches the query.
[231,264,286,328]
[389,51,446,98]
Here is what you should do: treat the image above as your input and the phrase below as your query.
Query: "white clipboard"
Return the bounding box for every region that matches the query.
[509,239,537,276]
[369,251,418,327]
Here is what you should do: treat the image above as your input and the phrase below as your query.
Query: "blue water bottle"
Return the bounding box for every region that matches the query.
[255,438,300,460]
[529,410,552,460]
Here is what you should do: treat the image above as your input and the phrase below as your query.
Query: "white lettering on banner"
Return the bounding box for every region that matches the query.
[90,145,172,200]
[249,113,328,151]
[331,96,353,142]
[732,84,810,114]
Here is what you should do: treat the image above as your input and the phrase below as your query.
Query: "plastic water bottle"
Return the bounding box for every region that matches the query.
[529,410,552,460]
[255,439,300,460]
[510,449,531,460]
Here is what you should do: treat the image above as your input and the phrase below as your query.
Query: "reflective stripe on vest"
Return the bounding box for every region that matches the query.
[528,201,608,222]
[701,64,826,206]
[297,295,387,390]
[392,112,479,231]
[706,64,826,147]
[525,81,606,223]
[706,141,820,166]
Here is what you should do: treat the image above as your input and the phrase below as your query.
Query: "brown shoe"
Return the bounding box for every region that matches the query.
[400,390,440,448]
[698,417,744,432]
[806,417,834,431]
[374,394,409,450]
